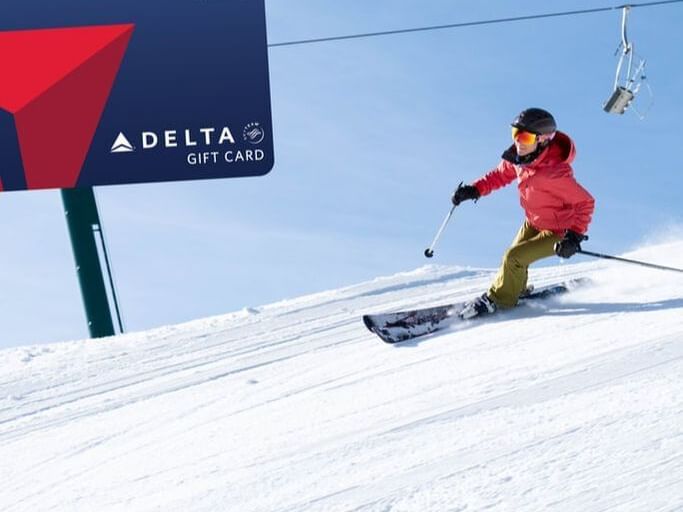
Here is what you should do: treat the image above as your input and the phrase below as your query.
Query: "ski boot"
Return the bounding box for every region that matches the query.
[459,293,497,320]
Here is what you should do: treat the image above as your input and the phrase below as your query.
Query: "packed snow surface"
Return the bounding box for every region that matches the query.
[2,242,683,511]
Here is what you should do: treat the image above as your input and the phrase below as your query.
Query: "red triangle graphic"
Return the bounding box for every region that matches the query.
[0,24,135,189]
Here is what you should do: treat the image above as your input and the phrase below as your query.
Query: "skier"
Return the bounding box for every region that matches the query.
[452,108,595,319]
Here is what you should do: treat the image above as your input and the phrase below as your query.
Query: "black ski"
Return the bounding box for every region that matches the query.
[363,278,589,344]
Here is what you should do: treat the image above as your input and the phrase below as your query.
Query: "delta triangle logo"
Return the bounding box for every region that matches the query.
[111,132,135,153]
[0,24,135,191]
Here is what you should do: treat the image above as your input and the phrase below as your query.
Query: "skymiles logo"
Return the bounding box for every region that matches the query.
[111,132,135,153]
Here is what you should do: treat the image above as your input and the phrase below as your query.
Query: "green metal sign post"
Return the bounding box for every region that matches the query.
[61,188,118,338]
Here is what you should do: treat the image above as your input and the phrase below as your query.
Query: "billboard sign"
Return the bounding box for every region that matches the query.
[0,0,273,192]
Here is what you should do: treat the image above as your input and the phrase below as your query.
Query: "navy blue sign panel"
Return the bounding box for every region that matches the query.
[0,1,273,191]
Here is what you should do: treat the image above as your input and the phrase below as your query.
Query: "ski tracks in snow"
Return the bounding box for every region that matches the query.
[1,249,683,511]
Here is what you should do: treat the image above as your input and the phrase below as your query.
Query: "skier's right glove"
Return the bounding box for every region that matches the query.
[554,230,588,259]
[451,183,480,206]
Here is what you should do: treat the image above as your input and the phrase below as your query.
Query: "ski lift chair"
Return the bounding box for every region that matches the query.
[603,6,653,118]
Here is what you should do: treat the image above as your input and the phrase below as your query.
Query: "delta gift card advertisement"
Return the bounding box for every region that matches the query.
[0,0,274,192]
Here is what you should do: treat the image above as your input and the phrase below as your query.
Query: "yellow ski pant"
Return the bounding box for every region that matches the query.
[488,221,562,308]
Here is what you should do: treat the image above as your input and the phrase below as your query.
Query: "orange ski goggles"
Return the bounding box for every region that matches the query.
[511,126,539,145]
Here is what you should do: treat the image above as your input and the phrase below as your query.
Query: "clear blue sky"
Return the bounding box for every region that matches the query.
[1,0,682,347]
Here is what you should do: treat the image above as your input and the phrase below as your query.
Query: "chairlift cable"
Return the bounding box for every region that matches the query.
[269,0,683,48]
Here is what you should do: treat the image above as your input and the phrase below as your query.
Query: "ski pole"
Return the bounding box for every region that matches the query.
[424,205,456,258]
[578,249,683,274]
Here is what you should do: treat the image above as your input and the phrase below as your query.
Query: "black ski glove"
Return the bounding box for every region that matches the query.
[554,230,588,259]
[451,183,480,206]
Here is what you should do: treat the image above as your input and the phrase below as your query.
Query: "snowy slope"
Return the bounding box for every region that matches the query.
[1,242,683,512]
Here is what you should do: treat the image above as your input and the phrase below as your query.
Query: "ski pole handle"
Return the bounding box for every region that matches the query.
[424,205,456,258]
[578,249,683,274]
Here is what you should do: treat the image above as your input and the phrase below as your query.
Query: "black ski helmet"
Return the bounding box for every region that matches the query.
[511,108,556,135]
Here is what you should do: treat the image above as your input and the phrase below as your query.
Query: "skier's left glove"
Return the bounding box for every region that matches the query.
[554,230,588,259]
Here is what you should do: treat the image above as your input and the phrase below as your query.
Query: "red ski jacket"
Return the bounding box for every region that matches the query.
[473,131,595,235]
